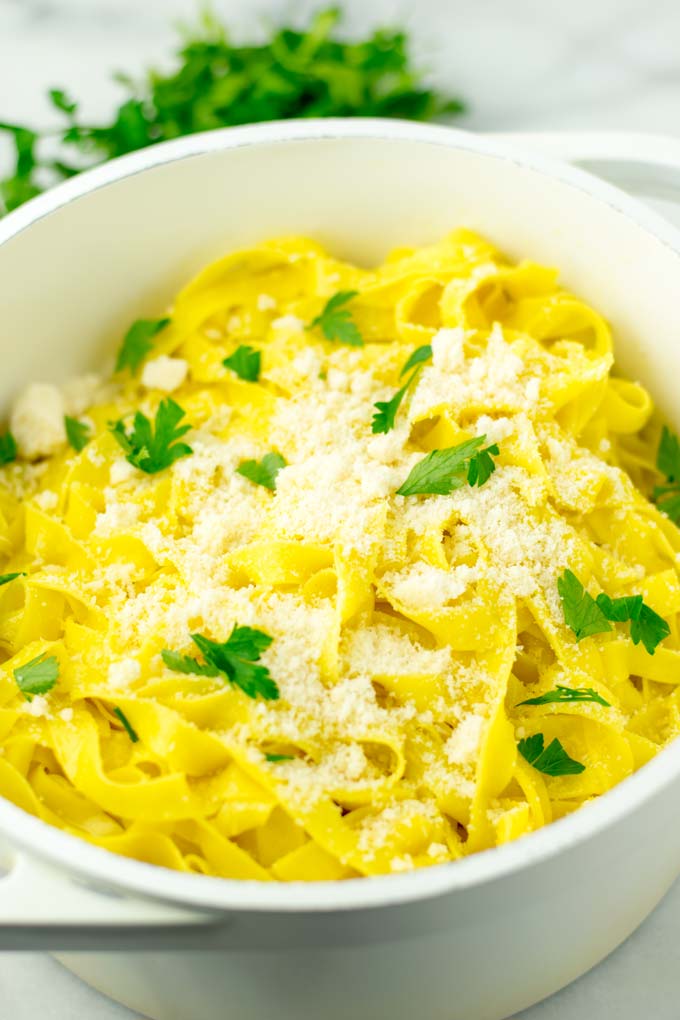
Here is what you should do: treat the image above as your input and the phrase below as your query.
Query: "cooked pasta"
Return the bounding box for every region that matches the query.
[0,229,678,881]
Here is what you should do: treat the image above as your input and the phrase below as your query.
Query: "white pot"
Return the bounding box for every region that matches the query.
[2,121,680,1020]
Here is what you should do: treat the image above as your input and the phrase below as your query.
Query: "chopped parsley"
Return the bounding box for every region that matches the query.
[0,9,464,216]
[265,753,294,762]
[396,436,498,496]
[115,317,170,374]
[109,397,192,474]
[236,452,286,491]
[372,344,433,435]
[162,625,279,701]
[517,684,610,708]
[518,733,585,776]
[653,425,680,524]
[223,345,261,382]
[113,707,139,743]
[466,443,500,487]
[0,572,25,587]
[399,344,432,378]
[558,569,670,654]
[13,652,59,700]
[308,291,363,347]
[0,431,17,466]
[64,415,91,452]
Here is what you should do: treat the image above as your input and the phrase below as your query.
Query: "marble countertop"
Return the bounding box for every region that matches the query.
[2,1,680,1017]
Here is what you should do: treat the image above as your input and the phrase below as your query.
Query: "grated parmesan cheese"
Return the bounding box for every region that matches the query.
[141,356,189,393]
[10,382,66,459]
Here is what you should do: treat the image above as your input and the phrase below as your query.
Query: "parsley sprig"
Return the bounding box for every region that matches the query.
[396,435,499,496]
[13,652,60,700]
[558,569,670,654]
[654,425,680,524]
[64,415,91,452]
[162,625,279,700]
[115,318,170,374]
[372,344,432,434]
[237,452,286,491]
[110,398,192,475]
[518,684,610,708]
[0,9,464,216]
[0,432,17,466]
[518,733,585,776]
[308,291,363,347]
[0,572,25,587]
[113,707,139,743]
[223,345,261,382]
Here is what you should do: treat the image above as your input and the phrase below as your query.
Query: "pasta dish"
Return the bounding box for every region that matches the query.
[0,229,678,881]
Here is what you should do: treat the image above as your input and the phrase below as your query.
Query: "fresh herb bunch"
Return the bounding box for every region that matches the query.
[0,8,465,215]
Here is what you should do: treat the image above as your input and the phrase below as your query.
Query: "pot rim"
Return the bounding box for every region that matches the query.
[2,117,680,915]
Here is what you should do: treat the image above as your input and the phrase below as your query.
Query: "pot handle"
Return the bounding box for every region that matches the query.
[0,845,218,950]
[491,131,680,204]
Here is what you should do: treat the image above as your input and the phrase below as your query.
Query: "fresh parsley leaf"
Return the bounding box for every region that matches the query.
[164,625,279,701]
[49,89,78,116]
[596,592,670,655]
[236,452,286,491]
[0,572,25,587]
[517,684,610,708]
[109,398,192,474]
[0,431,17,466]
[113,706,139,743]
[466,443,499,487]
[372,381,410,435]
[399,344,432,378]
[308,290,363,347]
[396,436,489,496]
[115,317,170,374]
[518,733,585,776]
[64,415,91,452]
[557,570,612,642]
[265,753,294,762]
[13,652,59,700]
[654,425,680,524]
[223,345,261,382]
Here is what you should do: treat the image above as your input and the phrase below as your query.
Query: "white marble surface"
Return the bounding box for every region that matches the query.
[2,0,680,1017]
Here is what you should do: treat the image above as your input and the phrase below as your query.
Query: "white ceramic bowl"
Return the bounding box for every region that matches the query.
[2,119,680,1020]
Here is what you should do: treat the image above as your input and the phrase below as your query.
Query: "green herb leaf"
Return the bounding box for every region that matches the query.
[654,425,680,524]
[396,436,488,496]
[109,397,192,474]
[223,345,261,382]
[0,572,25,587]
[265,753,294,762]
[517,733,585,776]
[113,706,139,743]
[557,570,612,642]
[466,443,499,487]
[0,432,17,466]
[517,684,610,708]
[164,625,279,700]
[49,89,78,116]
[115,317,170,374]
[595,591,670,655]
[308,290,363,347]
[372,381,410,435]
[64,415,91,452]
[399,344,432,378]
[13,652,59,700]
[236,452,286,491]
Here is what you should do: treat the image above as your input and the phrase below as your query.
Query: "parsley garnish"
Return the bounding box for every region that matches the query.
[308,291,363,347]
[265,753,294,762]
[557,570,612,642]
[1,9,464,217]
[64,415,91,452]
[236,452,286,491]
[654,425,680,524]
[162,625,279,700]
[115,317,170,374]
[223,345,261,382]
[372,344,433,434]
[0,572,25,587]
[518,684,610,708]
[13,653,59,700]
[518,733,585,776]
[558,570,670,654]
[0,431,17,466]
[113,707,139,743]
[109,398,192,474]
[396,436,499,496]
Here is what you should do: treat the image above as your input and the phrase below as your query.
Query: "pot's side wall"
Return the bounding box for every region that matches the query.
[58,775,680,1020]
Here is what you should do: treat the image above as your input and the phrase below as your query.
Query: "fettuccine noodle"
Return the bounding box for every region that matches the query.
[0,229,677,881]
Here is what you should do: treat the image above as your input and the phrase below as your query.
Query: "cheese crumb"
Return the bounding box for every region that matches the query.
[107,659,142,688]
[257,293,277,311]
[22,695,51,718]
[141,356,189,393]
[10,382,66,459]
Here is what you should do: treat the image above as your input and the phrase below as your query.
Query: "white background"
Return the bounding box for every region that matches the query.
[2,0,680,1016]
